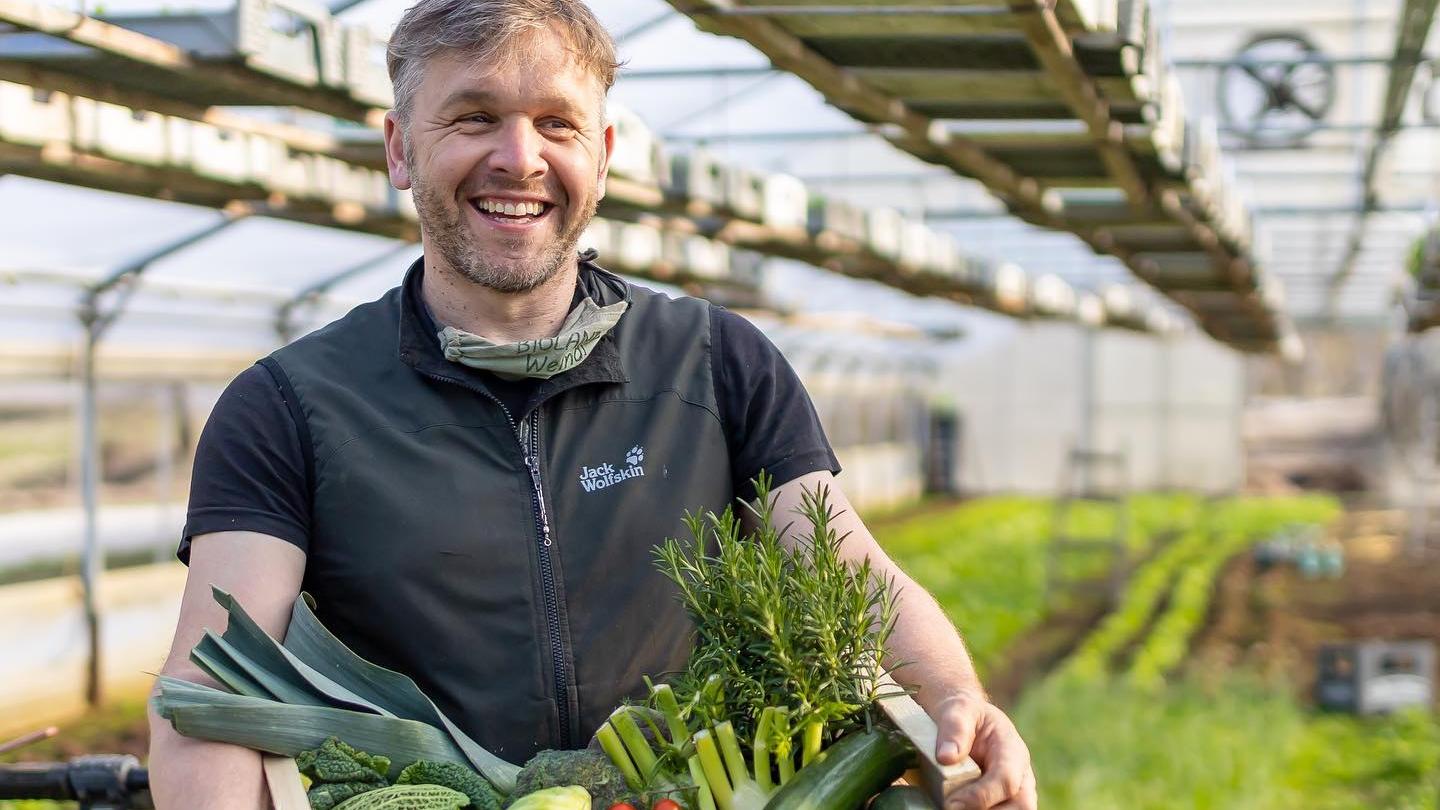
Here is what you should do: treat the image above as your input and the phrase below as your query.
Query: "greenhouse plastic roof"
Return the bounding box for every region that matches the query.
[0,174,997,378]
[1,0,1436,361]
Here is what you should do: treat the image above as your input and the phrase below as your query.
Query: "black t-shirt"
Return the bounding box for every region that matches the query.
[182,277,841,558]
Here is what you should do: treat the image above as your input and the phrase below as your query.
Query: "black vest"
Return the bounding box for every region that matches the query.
[263,260,732,762]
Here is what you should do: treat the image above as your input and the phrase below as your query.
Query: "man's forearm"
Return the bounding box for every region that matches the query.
[755,471,987,713]
[884,572,987,714]
[147,678,269,810]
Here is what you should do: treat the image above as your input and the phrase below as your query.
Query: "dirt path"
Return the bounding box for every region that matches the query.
[984,593,1111,708]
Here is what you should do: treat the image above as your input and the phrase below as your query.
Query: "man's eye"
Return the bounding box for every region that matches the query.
[462,113,495,124]
[542,119,575,132]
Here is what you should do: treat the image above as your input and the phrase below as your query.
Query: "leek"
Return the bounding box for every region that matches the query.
[153,587,521,794]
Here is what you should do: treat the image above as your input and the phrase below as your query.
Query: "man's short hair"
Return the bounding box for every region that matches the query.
[386,0,620,122]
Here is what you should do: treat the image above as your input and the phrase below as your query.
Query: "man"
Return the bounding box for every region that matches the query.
[146,1,1036,807]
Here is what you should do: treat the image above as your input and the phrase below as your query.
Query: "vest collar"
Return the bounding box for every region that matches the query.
[396,252,631,401]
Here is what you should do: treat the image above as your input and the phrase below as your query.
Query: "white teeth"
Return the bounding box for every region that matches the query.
[478,199,545,216]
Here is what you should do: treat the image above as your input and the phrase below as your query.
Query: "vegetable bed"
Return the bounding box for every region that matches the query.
[874,493,1202,680]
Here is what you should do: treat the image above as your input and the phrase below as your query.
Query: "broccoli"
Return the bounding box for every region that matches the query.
[510,749,642,808]
[398,760,503,810]
[296,737,392,810]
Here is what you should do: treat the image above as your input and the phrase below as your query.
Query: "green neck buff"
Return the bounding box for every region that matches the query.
[438,296,629,380]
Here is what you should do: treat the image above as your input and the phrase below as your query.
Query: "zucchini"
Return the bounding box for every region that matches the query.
[869,785,935,810]
[764,728,915,810]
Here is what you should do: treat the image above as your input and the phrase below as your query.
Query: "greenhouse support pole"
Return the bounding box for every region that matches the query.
[77,322,102,706]
[155,381,178,563]
[1078,324,1098,492]
[1156,338,1173,491]
[73,213,247,708]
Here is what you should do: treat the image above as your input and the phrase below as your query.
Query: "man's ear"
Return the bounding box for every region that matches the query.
[383,110,413,190]
[596,119,615,201]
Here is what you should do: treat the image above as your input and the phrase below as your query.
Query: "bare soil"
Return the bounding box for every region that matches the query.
[984,592,1111,709]
[1192,508,1440,701]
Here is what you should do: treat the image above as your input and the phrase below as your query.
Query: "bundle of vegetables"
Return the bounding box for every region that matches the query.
[596,475,918,810]
[150,586,521,796]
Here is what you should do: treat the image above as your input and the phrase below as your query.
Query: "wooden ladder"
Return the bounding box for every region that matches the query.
[1045,446,1131,607]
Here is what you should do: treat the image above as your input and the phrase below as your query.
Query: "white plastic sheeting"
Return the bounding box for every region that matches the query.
[933,315,1244,494]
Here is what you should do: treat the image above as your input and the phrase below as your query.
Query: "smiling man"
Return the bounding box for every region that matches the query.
[146,1,1034,808]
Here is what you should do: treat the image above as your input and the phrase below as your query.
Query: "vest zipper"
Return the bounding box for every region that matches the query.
[518,411,573,748]
[409,367,573,748]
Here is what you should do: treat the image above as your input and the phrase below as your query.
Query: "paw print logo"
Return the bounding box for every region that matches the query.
[625,445,645,467]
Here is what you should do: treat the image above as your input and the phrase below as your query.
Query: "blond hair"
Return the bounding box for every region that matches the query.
[387,0,620,122]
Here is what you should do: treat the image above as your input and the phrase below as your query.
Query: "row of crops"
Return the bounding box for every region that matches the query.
[874,493,1203,679]
[876,494,1440,809]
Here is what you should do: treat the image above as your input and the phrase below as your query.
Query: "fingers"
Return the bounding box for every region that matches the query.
[944,707,1033,810]
[987,768,1038,810]
[934,693,981,765]
[946,760,1025,810]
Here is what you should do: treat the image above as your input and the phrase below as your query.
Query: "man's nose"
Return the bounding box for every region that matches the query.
[486,119,547,180]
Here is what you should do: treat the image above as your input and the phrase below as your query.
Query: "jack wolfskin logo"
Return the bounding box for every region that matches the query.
[579,445,646,493]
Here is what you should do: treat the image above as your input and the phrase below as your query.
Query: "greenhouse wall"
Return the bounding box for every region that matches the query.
[936,320,1244,495]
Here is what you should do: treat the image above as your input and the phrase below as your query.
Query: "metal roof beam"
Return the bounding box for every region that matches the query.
[83,213,247,336]
[1325,0,1440,317]
[275,241,416,341]
[1174,54,1425,68]
[664,128,872,144]
[615,8,679,44]
[795,171,953,184]
[660,0,1051,213]
[1005,0,1150,212]
[658,71,784,133]
[1223,121,1440,135]
[620,66,777,80]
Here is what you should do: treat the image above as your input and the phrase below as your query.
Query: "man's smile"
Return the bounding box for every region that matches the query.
[467,195,557,231]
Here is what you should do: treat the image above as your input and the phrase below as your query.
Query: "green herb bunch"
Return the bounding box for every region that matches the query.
[653,472,900,756]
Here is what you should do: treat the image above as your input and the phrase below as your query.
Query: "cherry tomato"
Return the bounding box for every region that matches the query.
[606,804,637,810]
[652,800,682,810]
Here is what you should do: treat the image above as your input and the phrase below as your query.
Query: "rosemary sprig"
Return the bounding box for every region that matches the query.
[653,472,900,755]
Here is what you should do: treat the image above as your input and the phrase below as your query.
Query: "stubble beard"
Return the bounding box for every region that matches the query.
[405,144,598,294]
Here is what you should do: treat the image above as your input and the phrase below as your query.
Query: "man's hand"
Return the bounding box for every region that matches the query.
[935,690,1037,810]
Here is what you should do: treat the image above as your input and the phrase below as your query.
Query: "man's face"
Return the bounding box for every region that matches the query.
[383,30,613,293]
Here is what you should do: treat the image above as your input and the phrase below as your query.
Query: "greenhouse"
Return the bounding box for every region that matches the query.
[0,0,1438,806]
